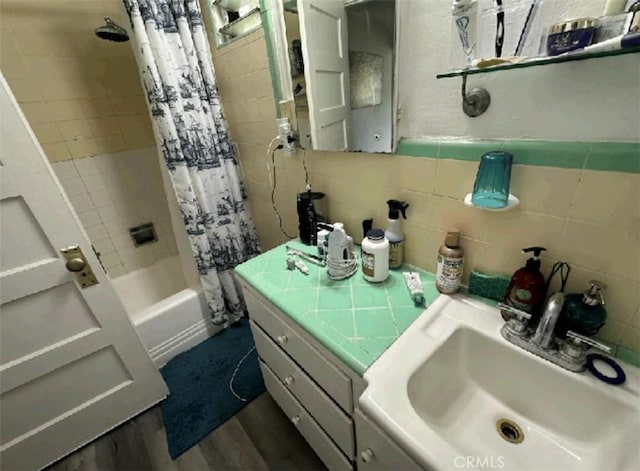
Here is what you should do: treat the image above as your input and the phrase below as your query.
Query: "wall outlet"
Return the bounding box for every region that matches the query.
[276,117,296,156]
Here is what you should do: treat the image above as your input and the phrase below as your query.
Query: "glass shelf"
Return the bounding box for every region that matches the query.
[436,46,640,79]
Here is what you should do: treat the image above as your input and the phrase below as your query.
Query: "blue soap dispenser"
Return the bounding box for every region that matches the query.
[558,280,607,337]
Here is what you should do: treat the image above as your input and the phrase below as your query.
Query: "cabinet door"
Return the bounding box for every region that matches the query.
[298,0,351,151]
[355,409,423,470]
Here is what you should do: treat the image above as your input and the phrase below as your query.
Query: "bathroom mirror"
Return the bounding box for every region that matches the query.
[267,0,399,153]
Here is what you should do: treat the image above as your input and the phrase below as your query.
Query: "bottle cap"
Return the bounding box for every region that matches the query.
[445,230,461,247]
[366,229,385,240]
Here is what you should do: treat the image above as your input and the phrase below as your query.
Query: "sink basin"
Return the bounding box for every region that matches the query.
[360,295,640,471]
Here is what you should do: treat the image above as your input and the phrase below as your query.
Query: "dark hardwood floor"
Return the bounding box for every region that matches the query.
[46,393,327,471]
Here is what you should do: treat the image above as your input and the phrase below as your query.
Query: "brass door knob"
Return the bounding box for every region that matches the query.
[66,257,86,272]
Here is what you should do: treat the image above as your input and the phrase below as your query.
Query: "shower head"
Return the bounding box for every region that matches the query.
[95,18,129,42]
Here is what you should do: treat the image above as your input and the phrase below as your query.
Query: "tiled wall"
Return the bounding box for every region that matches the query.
[0,0,155,162]
[206,29,639,352]
[52,148,179,277]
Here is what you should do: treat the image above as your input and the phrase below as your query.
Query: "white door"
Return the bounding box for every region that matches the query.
[298,0,351,151]
[0,75,168,470]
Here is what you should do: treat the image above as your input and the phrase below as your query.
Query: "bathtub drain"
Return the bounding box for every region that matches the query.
[496,418,524,444]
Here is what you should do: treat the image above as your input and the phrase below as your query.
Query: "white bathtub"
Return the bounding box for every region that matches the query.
[111,256,223,367]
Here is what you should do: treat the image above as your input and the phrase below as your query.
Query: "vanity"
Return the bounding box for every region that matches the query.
[236,242,640,470]
[235,241,431,470]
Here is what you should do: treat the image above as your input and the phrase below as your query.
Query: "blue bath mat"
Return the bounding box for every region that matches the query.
[159,318,265,459]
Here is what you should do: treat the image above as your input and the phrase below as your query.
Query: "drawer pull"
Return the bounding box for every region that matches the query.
[360,448,374,463]
[291,415,301,426]
[283,375,294,386]
[276,334,288,345]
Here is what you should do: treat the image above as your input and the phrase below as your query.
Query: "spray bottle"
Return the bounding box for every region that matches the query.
[385,200,409,269]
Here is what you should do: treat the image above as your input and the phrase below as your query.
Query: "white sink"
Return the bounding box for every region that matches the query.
[360,295,640,471]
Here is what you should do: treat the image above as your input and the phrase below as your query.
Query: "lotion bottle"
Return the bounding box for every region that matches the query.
[385,200,409,269]
[436,230,464,294]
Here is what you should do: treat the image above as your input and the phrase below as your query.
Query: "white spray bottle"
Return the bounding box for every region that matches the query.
[385,200,409,269]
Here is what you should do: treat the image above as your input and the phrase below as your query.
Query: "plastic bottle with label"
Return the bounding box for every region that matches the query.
[436,230,464,294]
[361,229,389,283]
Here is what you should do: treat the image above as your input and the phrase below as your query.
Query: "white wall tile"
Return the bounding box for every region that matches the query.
[93,238,115,256]
[85,223,109,242]
[74,157,98,176]
[60,177,87,197]
[93,154,119,173]
[80,173,106,192]
[55,149,180,276]
[78,210,101,228]
[69,193,95,213]
[98,204,121,224]
[53,161,79,180]
[105,220,128,238]
[107,264,127,278]
[100,252,123,269]
[89,189,113,208]
[112,234,134,250]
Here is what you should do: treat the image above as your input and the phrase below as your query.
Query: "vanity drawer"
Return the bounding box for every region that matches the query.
[261,361,353,471]
[354,409,422,471]
[252,321,355,458]
[244,289,352,412]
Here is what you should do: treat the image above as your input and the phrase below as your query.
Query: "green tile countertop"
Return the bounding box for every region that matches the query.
[235,241,440,376]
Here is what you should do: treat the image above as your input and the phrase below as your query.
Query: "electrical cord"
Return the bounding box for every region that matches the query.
[327,250,358,280]
[302,147,310,191]
[266,136,296,240]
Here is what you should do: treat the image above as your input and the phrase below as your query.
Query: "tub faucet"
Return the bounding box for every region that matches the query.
[531,292,564,349]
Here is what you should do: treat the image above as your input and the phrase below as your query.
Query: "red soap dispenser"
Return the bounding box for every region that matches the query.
[501,247,547,321]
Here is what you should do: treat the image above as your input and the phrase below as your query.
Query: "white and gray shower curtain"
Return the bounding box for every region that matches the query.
[123,0,260,326]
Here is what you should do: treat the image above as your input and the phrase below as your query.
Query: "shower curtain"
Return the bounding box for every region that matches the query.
[122,0,260,326]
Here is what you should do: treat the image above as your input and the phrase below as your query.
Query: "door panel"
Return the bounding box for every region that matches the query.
[0,282,99,363]
[0,73,168,470]
[298,0,350,151]
[0,196,56,270]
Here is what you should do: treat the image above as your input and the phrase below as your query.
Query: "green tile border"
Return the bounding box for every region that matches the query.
[616,345,640,368]
[397,138,640,173]
[586,142,640,173]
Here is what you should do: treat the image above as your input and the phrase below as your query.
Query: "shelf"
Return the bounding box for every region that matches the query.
[463,193,520,212]
[437,46,640,79]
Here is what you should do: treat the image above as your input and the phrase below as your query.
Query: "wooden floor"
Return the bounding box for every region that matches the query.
[46,393,327,471]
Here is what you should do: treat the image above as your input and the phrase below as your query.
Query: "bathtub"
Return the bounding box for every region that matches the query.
[111,256,223,367]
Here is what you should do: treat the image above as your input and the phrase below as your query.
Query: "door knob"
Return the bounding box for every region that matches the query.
[60,246,99,288]
[65,257,86,272]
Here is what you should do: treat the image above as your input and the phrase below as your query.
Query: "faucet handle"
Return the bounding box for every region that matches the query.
[498,303,531,321]
[498,303,531,336]
[565,331,612,354]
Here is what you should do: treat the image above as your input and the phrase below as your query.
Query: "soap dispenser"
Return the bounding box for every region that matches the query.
[501,247,547,321]
[557,280,607,337]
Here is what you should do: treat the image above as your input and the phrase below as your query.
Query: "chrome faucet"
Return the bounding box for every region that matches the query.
[499,294,611,372]
[531,293,564,349]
